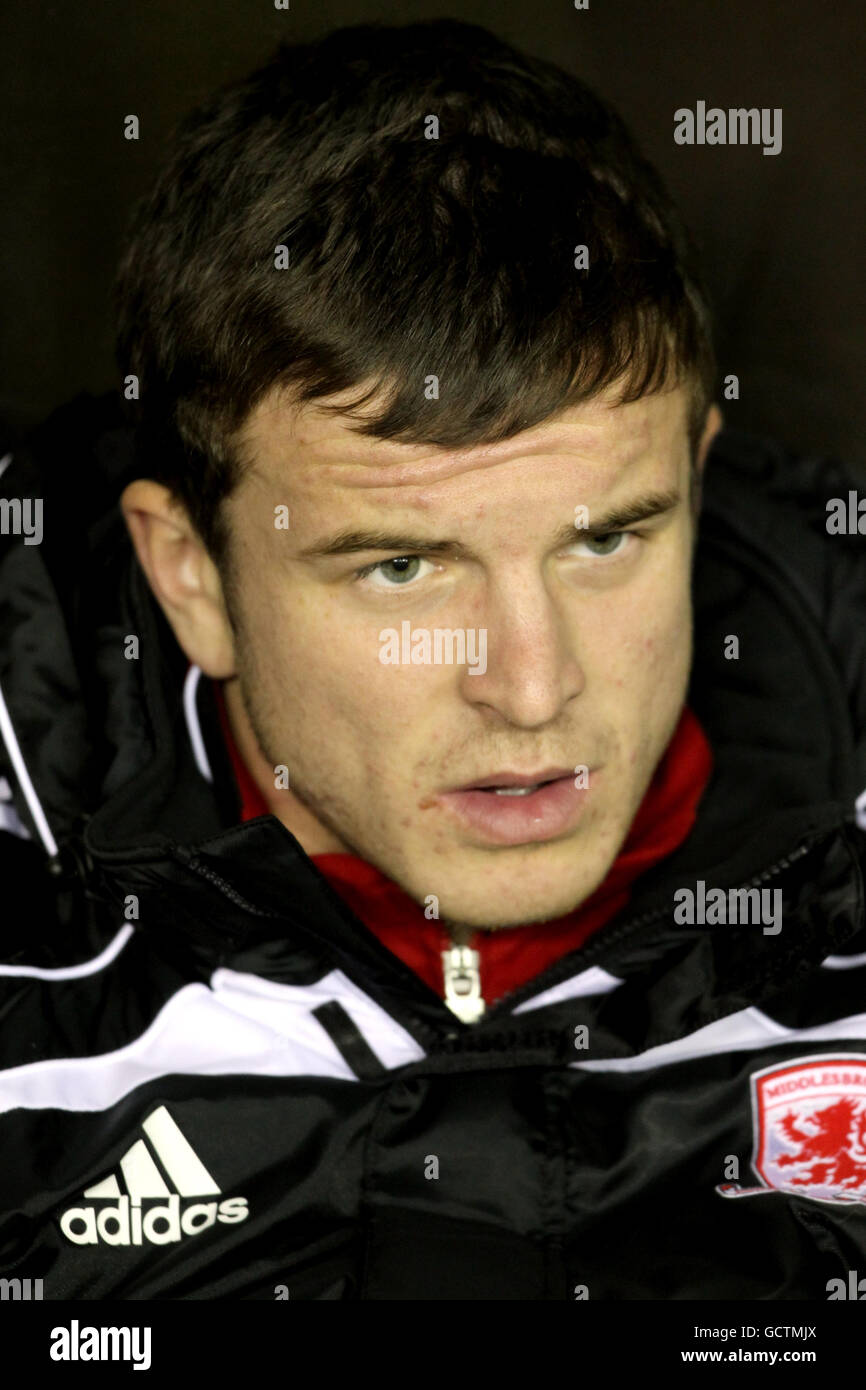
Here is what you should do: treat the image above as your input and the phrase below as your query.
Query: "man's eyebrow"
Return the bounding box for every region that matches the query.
[297,530,471,559]
[576,488,682,535]
[297,489,682,559]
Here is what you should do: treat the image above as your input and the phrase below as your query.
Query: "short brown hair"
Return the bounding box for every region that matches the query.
[113,19,715,570]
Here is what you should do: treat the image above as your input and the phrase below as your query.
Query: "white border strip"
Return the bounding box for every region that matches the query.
[0,968,427,1115]
[572,1005,866,1074]
[512,966,623,1013]
[0,924,134,980]
[183,664,213,784]
[0,801,31,839]
[821,952,866,971]
[0,673,58,856]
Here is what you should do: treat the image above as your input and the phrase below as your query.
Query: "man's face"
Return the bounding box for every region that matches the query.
[217,380,712,930]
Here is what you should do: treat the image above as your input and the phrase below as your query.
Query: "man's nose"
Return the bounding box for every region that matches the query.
[458,575,584,728]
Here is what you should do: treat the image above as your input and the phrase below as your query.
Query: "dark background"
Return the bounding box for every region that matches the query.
[1,0,863,471]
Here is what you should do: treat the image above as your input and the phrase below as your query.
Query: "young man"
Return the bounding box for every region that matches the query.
[1,20,865,1301]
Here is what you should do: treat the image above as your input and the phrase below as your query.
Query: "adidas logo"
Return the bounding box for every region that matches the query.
[59,1105,248,1246]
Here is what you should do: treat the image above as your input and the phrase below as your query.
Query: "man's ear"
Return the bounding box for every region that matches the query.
[696,403,723,475]
[690,403,723,516]
[120,480,237,679]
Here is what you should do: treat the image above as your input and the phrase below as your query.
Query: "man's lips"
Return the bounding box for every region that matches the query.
[446,766,576,793]
[434,767,598,846]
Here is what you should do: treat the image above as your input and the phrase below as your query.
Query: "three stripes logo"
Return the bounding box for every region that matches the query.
[59,1106,248,1246]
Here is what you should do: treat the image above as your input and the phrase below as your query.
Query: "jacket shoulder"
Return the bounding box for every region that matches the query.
[704,427,866,828]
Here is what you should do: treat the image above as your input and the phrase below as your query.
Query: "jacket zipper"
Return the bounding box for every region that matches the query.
[442,941,486,1024]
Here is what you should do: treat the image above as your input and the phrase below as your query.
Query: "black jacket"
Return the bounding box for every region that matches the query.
[1,393,865,1300]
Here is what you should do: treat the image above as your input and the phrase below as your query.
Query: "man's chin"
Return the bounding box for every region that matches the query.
[415,873,610,934]
[371,825,623,932]
[437,898,592,933]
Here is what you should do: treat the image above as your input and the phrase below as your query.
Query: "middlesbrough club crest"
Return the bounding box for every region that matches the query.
[717,1055,866,1204]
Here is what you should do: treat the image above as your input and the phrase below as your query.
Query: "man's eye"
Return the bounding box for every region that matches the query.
[571,532,632,558]
[357,555,433,588]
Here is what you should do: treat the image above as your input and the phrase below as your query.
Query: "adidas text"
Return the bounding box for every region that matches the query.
[60,1193,248,1245]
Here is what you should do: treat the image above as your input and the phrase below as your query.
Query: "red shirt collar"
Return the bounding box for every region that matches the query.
[211,680,713,1005]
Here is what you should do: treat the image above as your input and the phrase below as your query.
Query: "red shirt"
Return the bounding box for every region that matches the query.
[212,683,713,1006]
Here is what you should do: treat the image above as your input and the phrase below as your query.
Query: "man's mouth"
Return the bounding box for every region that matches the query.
[451,766,575,794]
[435,767,597,846]
[488,784,549,796]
